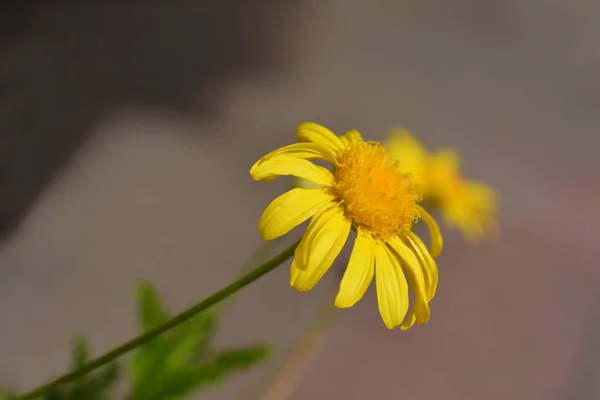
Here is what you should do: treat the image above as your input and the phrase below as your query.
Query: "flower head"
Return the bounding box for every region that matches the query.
[250,123,443,330]
[386,129,498,241]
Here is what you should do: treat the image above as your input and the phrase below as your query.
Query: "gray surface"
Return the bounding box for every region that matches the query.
[0,0,295,238]
[2,0,600,399]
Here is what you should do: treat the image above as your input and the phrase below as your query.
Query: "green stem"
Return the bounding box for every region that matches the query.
[16,239,300,400]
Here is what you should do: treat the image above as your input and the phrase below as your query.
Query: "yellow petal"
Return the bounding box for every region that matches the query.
[254,142,334,166]
[387,236,422,282]
[442,180,499,241]
[430,148,461,177]
[389,240,431,329]
[289,258,301,286]
[258,188,333,240]
[417,205,443,258]
[293,204,334,269]
[387,236,430,318]
[265,142,332,159]
[374,243,409,329]
[385,128,428,185]
[335,230,375,308]
[292,176,325,190]
[400,313,417,330]
[291,207,350,291]
[250,156,334,186]
[403,231,438,301]
[388,234,432,300]
[339,129,363,146]
[296,122,344,162]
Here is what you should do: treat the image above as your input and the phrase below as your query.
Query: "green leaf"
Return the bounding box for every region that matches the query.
[156,344,270,399]
[43,338,120,400]
[87,362,119,397]
[136,282,169,330]
[150,366,223,399]
[127,282,271,400]
[130,282,174,387]
[70,337,91,395]
[42,390,61,400]
[166,306,218,370]
[71,337,90,368]
[0,387,18,400]
[213,345,270,372]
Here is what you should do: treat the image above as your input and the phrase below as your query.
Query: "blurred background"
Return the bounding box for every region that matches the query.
[1,0,600,399]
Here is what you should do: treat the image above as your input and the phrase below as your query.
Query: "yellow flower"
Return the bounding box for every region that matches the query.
[291,176,322,190]
[250,123,443,330]
[386,129,498,241]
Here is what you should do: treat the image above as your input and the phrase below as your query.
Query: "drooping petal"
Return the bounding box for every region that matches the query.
[388,237,431,329]
[335,230,375,308]
[250,155,334,186]
[258,188,334,240]
[374,243,409,329]
[401,314,417,331]
[388,234,432,301]
[289,258,301,287]
[291,207,351,291]
[296,122,344,162]
[399,296,429,330]
[387,236,422,282]
[257,142,333,163]
[293,204,334,269]
[417,205,443,258]
[339,129,363,146]
[403,231,438,301]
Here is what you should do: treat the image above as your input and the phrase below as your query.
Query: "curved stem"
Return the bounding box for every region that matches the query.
[16,239,300,400]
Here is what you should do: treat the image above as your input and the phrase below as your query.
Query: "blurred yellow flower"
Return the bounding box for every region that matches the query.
[386,129,498,241]
[250,123,443,330]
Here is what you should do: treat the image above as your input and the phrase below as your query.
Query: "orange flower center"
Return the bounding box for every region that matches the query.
[333,141,420,239]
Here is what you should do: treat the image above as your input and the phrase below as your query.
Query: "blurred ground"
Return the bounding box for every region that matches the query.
[1,1,600,399]
[0,0,296,238]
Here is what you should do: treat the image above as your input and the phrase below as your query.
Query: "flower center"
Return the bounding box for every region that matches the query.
[333,141,420,239]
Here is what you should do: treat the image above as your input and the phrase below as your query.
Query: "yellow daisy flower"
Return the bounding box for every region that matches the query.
[250,123,443,330]
[386,129,498,241]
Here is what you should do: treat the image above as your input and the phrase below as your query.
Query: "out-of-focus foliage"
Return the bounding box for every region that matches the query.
[43,338,119,400]
[127,282,269,400]
[1,282,269,400]
[0,387,18,400]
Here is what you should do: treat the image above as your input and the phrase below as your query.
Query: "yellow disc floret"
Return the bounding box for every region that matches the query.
[333,141,420,239]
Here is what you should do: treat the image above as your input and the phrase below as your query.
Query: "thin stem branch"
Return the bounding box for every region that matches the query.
[16,239,300,400]
[256,300,341,400]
